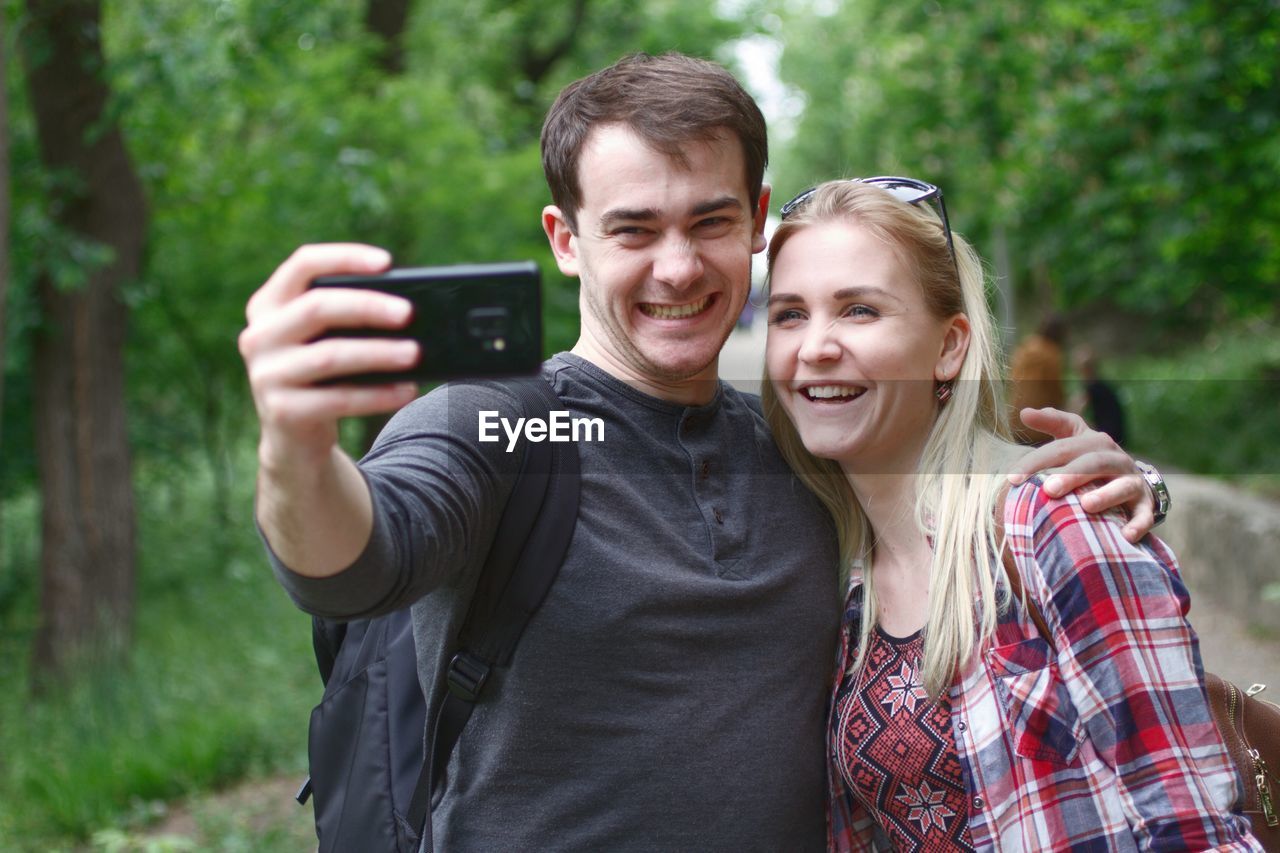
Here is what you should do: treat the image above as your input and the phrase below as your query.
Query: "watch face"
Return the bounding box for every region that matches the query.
[1138,463,1164,489]
[1133,461,1170,521]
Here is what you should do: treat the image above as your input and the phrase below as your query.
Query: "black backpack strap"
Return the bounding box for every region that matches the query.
[310,617,349,686]
[406,376,580,845]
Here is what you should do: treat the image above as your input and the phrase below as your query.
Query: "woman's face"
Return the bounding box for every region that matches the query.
[766,221,968,472]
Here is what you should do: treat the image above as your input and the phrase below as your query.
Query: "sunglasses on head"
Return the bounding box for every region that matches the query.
[779,175,957,266]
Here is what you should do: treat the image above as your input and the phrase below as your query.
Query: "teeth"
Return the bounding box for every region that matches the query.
[804,385,863,400]
[639,296,711,320]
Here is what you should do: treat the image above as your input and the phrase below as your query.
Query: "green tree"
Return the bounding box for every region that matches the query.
[0,7,10,515]
[3,0,763,671]
[774,0,1280,332]
[97,0,758,491]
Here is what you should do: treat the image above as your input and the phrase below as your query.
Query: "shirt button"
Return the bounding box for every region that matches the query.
[713,508,724,524]
[956,721,967,732]
[972,796,984,811]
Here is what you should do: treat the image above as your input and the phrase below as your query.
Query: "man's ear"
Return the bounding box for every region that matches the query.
[935,312,971,381]
[542,205,579,277]
[751,184,771,254]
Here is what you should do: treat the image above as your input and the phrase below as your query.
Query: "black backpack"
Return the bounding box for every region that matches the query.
[296,377,580,852]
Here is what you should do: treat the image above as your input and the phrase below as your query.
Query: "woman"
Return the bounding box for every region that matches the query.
[761,178,1258,851]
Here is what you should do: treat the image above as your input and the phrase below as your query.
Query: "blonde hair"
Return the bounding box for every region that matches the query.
[761,180,1020,696]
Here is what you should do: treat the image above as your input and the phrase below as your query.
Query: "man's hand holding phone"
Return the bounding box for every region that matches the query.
[239,244,423,578]
[240,243,544,578]
[239,243,422,473]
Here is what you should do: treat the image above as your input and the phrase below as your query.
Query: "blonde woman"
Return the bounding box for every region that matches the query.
[762,178,1258,851]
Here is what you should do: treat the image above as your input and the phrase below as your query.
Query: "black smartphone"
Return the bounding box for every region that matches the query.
[310,261,542,383]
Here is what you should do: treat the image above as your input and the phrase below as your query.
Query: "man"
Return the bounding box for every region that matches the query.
[1074,345,1128,446]
[239,53,1155,849]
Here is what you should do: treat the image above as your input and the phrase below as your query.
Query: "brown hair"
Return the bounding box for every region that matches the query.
[541,52,768,233]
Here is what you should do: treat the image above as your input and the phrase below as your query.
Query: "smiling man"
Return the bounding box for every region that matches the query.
[543,122,764,401]
[239,52,1157,851]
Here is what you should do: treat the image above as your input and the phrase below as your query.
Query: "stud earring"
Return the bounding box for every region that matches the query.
[935,379,954,406]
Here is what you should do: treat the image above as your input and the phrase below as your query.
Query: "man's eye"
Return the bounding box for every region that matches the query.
[696,216,735,233]
[608,227,656,244]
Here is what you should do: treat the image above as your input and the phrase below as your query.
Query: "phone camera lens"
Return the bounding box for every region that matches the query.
[466,307,510,338]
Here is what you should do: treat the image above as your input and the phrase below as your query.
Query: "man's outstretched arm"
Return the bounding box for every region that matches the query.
[238,243,420,577]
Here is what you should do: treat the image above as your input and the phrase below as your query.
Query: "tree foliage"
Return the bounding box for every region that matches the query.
[0,0,763,695]
[0,0,755,505]
[774,0,1280,330]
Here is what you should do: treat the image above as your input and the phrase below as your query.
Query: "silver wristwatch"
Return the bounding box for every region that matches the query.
[1134,460,1171,526]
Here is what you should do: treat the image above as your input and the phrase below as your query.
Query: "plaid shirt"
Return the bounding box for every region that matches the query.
[829,478,1260,852]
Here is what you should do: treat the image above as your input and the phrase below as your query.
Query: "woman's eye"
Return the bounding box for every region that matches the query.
[769,309,803,325]
[846,304,878,319]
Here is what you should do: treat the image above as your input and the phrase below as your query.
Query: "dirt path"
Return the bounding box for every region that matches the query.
[135,773,315,851]
[1184,578,1280,695]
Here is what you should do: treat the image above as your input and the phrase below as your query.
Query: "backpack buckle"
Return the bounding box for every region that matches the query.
[446,651,491,702]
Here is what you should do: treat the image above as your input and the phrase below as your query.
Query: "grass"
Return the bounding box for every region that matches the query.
[0,450,319,850]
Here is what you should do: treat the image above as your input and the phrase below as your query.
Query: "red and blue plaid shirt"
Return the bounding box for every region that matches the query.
[828,478,1260,851]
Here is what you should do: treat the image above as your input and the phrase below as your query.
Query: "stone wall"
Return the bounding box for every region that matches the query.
[1157,472,1280,637]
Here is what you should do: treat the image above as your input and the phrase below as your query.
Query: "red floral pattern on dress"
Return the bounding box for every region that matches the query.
[832,627,974,851]
[881,660,930,717]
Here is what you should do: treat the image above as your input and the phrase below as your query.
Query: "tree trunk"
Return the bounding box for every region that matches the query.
[516,0,589,90]
[364,0,412,74]
[992,223,1014,350]
[0,10,10,544]
[22,0,147,687]
[357,0,414,455]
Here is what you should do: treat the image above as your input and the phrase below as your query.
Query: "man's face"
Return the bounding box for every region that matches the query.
[542,124,769,400]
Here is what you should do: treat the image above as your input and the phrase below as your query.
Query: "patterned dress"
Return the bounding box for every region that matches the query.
[832,626,975,851]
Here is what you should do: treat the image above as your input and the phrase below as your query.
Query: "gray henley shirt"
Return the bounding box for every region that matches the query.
[273,352,841,851]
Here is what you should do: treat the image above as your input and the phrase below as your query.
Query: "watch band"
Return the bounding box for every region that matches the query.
[1134,460,1171,526]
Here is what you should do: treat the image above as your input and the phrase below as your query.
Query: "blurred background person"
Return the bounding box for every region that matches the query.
[1007,313,1066,444]
[1073,345,1127,447]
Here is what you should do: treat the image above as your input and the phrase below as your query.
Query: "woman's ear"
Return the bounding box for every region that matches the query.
[935,313,971,381]
[542,205,579,277]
